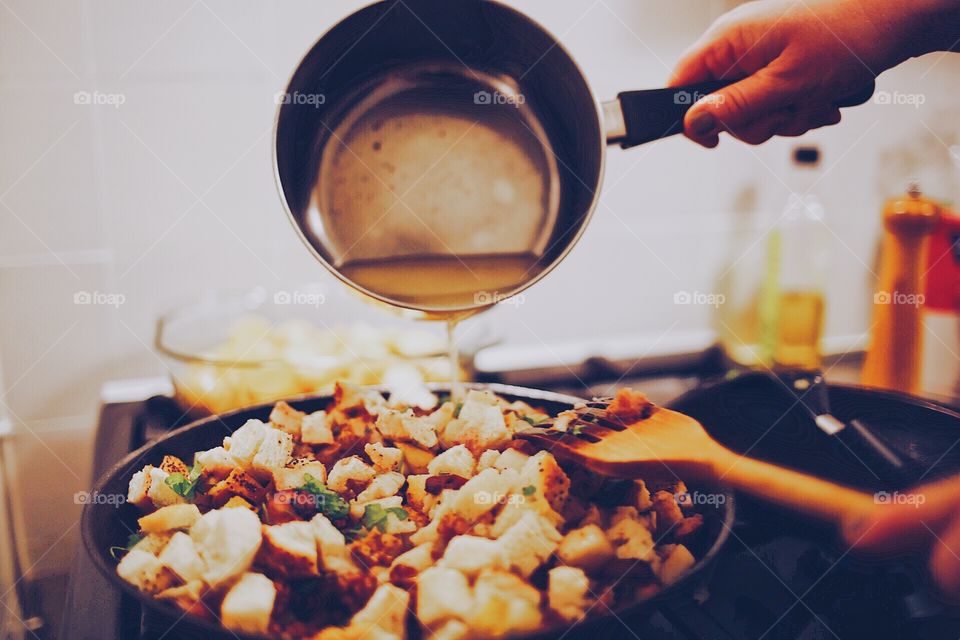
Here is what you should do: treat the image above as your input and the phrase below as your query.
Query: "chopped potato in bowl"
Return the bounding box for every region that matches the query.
[116,383,705,639]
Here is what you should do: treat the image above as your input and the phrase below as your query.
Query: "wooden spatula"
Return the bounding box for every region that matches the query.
[517,398,876,525]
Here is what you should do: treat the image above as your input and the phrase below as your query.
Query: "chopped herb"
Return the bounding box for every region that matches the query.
[521,414,546,426]
[344,526,366,541]
[522,485,536,497]
[165,463,202,499]
[299,473,349,521]
[361,503,409,533]
[109,532,143,560]
[453,402,463,418]
[570,423,585,436]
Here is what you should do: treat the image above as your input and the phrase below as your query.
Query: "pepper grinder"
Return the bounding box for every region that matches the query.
[862,183,941,394]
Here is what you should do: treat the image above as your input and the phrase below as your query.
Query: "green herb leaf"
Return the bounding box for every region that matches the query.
[570,423,585,436]
[165,463,202,499]
[521,415,546,426]
[299,473,349,521]
[109,532,144,560]
[522,485,536,496]
[453,402,463,418]
[361,503,409,533]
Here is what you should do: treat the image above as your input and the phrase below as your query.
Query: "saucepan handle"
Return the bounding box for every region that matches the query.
[606,80,875,149]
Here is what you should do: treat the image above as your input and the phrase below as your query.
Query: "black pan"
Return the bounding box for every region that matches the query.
[81,383,735,640]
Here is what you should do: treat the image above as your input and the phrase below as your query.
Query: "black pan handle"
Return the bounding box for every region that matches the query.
[611,79,876,149]
[837,417,922,488]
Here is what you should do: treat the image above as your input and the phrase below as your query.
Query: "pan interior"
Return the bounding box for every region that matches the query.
[309,64,560,311]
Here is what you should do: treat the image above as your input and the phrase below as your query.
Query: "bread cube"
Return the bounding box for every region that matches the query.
[221,572,276,635]
[497,511,562,577]
[274,459,327,490]
[252,427,293,474]
[493,448,529,472]
[354,472,405,506]
[390,542,434,574]
[138,504,201,534]
[427,444,476,478]
[327,456,376,492]
[658,543,695,585]
[548,566,590,621]
[259,521,319,577]
[556,524,614,572]
[194,446,236,475]
[223,419,267,467]
[269,400,305,436]
[427,620,469,640]
[349,583,410,637]
[190,507,262,586]
[438,535,505,576]
[468,569,542,636]
[477,449,500,471]
[146,467,187,508]
[117,550,178,594]
[158,531,205,583]
[301,410,334,445]
[416,567,473,626]
[365,442,403,473]
[126,467,153,510]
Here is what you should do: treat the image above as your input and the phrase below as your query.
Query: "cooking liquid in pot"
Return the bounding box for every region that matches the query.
[314,67,559,396]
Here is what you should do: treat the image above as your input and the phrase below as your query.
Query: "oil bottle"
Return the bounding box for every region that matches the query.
[760,146,829,369]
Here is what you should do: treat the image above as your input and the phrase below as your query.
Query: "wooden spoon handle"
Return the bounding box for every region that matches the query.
[716,452,876,525]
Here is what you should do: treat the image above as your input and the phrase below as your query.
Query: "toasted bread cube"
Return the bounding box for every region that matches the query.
[477,449,500,471]
[395,442,435,474]
[194,446,236,475]
[252,427,293,474]
[365,442,403,473]
[138,504,201,534]
[557,524,614,572]
[497,511,562,577]
[269,401,305,436]
[609,516,655,561]
[520,451,570,513]
[207,468,267,507]
[156,579,204,602]
[658,543,695,585]
[469,569,542,636]
[259,521,319,577]
[404,474,436,514]
[127,468,153,510]
[191,507,262,586]
[158,531,205,583]
[159,455,189,476]
[493,448,529,472]
[274,459,328,490]
[448,468,513,522]
[440,390,511,454]
[146,467,186,508]
[438,535,504,576]
[390,542,434,573]
[223,419,267,467]
[349,583,409,637]
[416,567,473,626]
[310,514,356,574]
[377,409,439,450]
[130,532,172,555]
[117,549,178,594]
[223,496,255,510]
[355,472,405,505]
[327,456,376,492]
[428,620,469,640]
[301,410,334,445]
[548,566,590,621]
[221,572,276,635]
[427,444,476,478]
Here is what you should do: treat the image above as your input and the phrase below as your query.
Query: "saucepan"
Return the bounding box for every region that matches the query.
[273,0,873,317]
[81,383,734,640]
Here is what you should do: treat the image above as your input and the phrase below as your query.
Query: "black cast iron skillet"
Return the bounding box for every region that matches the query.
[82,383,735,640]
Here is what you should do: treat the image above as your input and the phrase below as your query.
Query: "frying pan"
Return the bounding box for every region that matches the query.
[82,383,735,640]
[273,0,876,317]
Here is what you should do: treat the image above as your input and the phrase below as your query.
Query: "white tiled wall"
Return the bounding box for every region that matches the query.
[1,0,959,587]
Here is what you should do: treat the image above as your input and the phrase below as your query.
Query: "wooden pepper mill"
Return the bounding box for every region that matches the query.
[862,183,941,394]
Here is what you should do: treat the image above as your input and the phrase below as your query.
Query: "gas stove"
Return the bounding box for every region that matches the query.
[62,356,960,640]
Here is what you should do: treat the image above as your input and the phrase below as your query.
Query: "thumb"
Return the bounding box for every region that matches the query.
[683,68,802,143]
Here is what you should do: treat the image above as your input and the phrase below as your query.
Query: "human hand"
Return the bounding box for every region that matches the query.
[669,0,958,147]
[844,475,960,600]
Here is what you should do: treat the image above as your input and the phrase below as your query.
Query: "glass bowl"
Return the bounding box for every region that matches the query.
[155,284,496,417]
